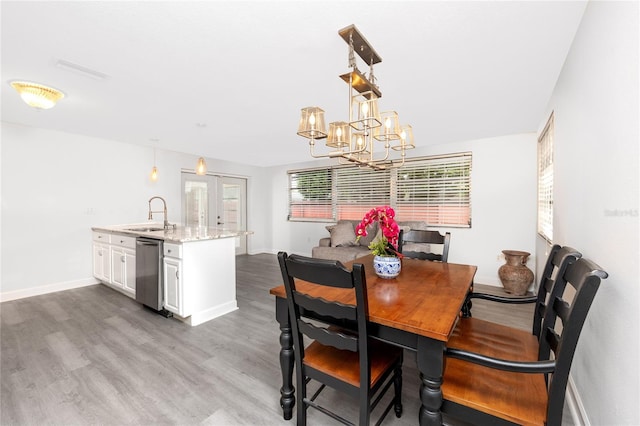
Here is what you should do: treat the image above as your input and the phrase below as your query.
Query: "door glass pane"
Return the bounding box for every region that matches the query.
[223,184,240,230]
[184,181,208,227]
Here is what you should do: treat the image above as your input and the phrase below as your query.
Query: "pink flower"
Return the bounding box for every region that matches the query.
[354,205,400,254]
[355,223,367,237]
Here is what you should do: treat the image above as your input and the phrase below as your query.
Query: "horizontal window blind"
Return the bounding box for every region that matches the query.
[336,167,391,220]
[396,154,472,227]
[288,168,333,220]
[537,113,554,241]
[287,152,472,227]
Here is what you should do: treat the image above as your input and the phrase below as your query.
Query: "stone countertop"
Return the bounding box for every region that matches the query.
[92,223,253,243]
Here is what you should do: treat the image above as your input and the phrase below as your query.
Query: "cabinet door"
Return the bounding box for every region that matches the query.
[123,248,136,296]
[163,257,182,316]
[93,243,111,283]
[110,246,125,289]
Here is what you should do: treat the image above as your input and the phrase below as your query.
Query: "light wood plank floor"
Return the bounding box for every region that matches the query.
[2,254,560,425]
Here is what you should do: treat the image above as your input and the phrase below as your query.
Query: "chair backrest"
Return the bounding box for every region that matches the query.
[532,245,582,338]
[398,229,451,262]
[537,257,608,424]
[277,252,371,389]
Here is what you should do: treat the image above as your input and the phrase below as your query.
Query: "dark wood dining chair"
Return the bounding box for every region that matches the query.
[441,257,608,426]
[277,252,403,426]
[462,244,581,338]
[397,229,451,262]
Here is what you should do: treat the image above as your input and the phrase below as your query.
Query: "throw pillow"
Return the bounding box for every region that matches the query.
[329,221,357,247]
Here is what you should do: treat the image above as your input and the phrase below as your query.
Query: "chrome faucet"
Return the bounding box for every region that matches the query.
[148,196,175,230]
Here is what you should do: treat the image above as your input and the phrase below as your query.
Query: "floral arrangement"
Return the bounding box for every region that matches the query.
[355,206,403,258]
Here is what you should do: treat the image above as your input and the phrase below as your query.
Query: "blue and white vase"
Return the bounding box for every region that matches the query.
[373,255,401,279]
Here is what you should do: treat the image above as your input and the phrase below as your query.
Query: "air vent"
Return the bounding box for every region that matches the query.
[55,59,109,80]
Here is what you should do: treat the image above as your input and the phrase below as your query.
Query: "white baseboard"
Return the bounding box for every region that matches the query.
[177,301,239,326]
[566,375,589,425]
[0,277,98,303]
[248,248,279,255]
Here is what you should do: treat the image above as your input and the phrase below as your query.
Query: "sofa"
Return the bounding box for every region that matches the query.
[311,219,430,265]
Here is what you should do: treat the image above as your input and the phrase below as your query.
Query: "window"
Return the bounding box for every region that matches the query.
[288,152,472,227]
[396,154,472,227]
[537,113,554,241]
[336,167,391,220]
[287,168,333,221]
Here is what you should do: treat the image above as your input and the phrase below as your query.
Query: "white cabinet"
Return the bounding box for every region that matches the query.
[92,232,111,283]
[92,225,240,326]
[163,243,184,316]
[92,231,136,298]
[110,235,136,297]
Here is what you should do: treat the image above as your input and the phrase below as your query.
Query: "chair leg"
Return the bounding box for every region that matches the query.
[360,391,371,426]
[297,374,307,426]
[393,363,403,418]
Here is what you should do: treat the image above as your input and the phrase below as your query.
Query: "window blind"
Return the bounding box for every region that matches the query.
[537,113,554,241]
[287,152,472,227]
[396,154,472,227]
[335,167,391,220]
[288,168,333,220]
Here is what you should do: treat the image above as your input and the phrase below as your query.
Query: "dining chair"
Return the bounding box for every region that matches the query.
[277,252,403,426]
[462,244,581,339]
[397,229,451,262]
[441,256,608,426]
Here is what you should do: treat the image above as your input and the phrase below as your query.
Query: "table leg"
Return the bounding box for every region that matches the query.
[275,298,295,420]
[417,336,445,426]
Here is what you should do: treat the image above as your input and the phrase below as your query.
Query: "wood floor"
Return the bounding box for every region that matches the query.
[2,254,548,425]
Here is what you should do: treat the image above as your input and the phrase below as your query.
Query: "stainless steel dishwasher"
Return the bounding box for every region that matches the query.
[135,237,171,316]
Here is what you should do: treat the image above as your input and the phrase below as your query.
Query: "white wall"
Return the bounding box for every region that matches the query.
[268,133,538,287]
[0,123,269,300]
[538,1,639,424]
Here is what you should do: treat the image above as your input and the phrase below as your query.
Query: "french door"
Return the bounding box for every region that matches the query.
[181,172,248,255]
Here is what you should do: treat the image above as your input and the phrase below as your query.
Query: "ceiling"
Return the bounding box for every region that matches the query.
[1,1,587,167]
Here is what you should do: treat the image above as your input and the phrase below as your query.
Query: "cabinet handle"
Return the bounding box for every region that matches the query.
[121,256,125,263]
[98,251,102,257]
[168,249,172,253]
[176,270,179,279]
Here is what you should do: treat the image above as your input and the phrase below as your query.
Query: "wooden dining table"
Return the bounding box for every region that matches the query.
[270,254,477,425]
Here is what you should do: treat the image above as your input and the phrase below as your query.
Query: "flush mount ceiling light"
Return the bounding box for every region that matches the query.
[9,80,65,110]
[297,25,415,170]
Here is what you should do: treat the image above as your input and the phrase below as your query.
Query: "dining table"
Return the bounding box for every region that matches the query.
[270,254,477,426]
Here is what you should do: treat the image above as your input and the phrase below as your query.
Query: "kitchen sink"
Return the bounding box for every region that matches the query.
[125,226,165,232]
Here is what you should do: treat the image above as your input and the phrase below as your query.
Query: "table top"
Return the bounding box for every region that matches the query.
[270,254,477,342]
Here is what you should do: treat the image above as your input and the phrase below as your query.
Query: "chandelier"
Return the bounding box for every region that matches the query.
[10,81,65,110]
[296,25,414,170]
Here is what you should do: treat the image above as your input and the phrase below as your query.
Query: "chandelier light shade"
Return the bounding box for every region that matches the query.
[350,94,381,131]
[10,80,65,109]
[297,107,327,140]
[196,157,207,175]
[395,125,416,151]
[326,121,351,148]
[296,24,416,169]
[375,111,402,141]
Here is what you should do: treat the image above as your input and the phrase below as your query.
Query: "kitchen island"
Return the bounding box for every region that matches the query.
[91,223,252,326]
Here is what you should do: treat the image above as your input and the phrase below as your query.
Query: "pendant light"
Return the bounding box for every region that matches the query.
[196,157,207,175]
[296,25,415,170]
[150,149,158,181]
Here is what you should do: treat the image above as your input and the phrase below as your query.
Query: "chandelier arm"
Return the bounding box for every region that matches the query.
[309,143,349,159]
